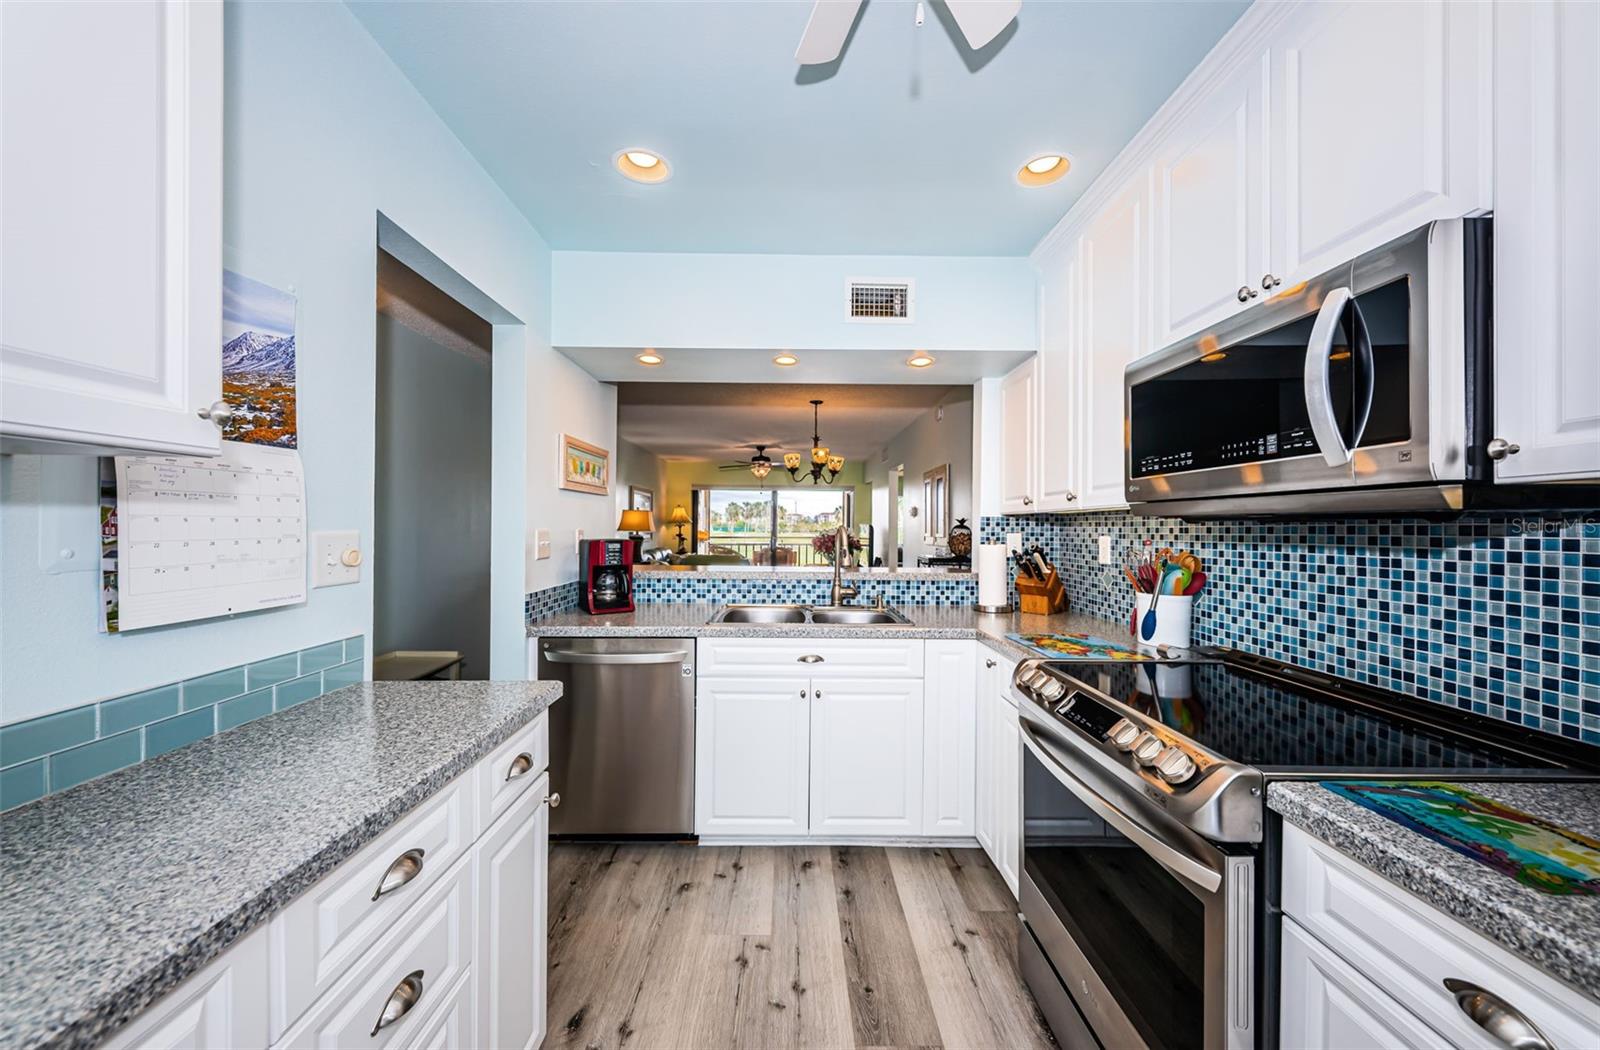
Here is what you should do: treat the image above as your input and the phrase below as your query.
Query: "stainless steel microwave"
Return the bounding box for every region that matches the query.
[1125,220,1496,517]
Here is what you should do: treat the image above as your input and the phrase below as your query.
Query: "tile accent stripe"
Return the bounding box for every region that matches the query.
[0,636,366,812]
[979,510,1600,745]
[525,581,580,623]
[523,574,979,621]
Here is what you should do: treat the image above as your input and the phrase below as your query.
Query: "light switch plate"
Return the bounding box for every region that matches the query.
[312,530,362,587]
[1097,535,1113,565]
[535,529,551,560]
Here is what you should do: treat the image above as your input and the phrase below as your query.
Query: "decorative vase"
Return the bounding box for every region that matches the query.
[947,518,972,559]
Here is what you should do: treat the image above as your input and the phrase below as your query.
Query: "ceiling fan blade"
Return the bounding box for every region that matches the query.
[795,0,864,65]
[944,0,1020,50]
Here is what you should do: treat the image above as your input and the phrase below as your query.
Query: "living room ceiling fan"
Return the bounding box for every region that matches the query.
[795,0,1021,65]
[718,445,777,481]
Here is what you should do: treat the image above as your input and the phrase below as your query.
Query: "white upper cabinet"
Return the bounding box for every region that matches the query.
[1076,175,1148,512]
[1270,0,1490,286]
[1035,248,1081,512]
[1152,53,1271,347]
[999,357,1038,513]
[1492,0,1600,483]
[1,0,224,456]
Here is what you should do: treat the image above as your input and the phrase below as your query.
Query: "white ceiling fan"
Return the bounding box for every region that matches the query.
[795,0,1021,65]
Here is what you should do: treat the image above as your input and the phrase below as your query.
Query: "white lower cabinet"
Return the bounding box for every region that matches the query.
[110,715,551,1050]
[1281,824,1600,1049]
[101,927,271,1050]
[474,773,550,1050]
[694,675,812,836]
[810,677,924,836]
[1280,918,1447,1050]
[975,651,1020,897]
[697,638,980,840]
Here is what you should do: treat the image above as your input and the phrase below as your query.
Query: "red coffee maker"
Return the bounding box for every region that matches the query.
[578,538,634,614]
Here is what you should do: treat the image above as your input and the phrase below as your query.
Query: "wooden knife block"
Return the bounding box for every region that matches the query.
[1017,569,1069,615]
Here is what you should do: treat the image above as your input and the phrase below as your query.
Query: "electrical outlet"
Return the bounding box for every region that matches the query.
[535,529,551,560]
[312,530,362,587]
[575,528,585,554]
[1097,535,1113,565]
[1006,532,1023,555]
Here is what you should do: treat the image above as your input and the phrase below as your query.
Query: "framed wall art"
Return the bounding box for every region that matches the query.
[559,434,610,495]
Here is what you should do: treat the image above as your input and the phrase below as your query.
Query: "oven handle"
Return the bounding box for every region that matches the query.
[1020,721,1223,895]
[1304,286,1354,468]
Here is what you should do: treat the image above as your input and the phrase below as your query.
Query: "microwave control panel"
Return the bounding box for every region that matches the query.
[1135,425,1318,477]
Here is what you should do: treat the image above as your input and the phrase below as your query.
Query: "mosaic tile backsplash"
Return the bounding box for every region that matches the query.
[0,636,366,812]
[629,571,978,607]
[980,511,1600,745]
[525,581,579,622]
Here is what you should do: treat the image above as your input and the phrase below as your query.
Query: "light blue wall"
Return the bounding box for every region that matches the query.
[551,252,1037,353]
[0,1,616,725]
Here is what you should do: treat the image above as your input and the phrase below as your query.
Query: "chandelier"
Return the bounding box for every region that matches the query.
[785,400,845,484]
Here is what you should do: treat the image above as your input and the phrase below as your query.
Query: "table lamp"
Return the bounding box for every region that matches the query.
[617,509,652,558]
[667,504,692,554]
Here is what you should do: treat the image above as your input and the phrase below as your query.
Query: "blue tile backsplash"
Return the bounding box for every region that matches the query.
[0,636,366,812]
[630,571,979,607]
[980,510,1600,745]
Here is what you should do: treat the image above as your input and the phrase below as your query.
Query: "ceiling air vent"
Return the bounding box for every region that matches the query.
[847,279,914,323]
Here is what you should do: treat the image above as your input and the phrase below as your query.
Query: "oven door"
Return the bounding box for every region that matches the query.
[1124,221,1460,512]
[1018,717,1255,1050]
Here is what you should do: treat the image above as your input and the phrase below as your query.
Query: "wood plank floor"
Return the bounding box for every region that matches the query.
[547,843,1057,1050]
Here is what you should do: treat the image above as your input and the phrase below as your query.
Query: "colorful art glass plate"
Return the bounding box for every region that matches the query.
[1007,633,1156,661]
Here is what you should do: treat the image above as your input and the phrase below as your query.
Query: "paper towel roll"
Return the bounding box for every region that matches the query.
[977,543,1011,610]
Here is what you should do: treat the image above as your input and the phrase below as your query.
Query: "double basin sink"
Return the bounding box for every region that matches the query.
[709,603,914,626]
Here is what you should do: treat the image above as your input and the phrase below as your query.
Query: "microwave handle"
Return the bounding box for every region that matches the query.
[1304,286,1354,468]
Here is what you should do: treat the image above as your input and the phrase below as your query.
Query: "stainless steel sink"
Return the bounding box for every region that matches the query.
[710,604,809,624]
[707,604,913,626]
[807,606,913,625]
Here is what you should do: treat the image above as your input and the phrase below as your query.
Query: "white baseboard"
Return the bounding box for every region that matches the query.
[696,835,981,848]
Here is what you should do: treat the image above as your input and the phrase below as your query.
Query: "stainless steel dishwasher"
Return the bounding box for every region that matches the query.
[537,636,695,838]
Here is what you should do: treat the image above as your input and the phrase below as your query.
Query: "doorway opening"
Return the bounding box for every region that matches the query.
[373,249,494,679]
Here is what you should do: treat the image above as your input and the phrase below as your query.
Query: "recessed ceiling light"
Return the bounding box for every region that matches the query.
[636,350,663,366]
[614,148,671,184]
[907,352,936,368]
[773,352,799,367]
[1017,153,1071,187]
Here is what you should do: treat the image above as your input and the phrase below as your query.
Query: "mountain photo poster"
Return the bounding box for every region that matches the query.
[221,269,298,448]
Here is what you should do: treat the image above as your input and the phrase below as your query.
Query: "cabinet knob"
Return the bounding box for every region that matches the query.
[196,400,232,426]
[1022,495,1034,506]
[1064,491,1078,502]
[544,792,561,809]
[371,970,425,1036]
[1486,437,1521,461]
[370,848,425,902]
[1261,273,1281,291]
[1236,285,1259,303]
[985,659,997,669]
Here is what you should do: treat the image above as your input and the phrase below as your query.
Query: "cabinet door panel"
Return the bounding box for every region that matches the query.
[1153,53,1270,346]
[101,928,269,1050]
[695,677,810,836]
[1036,246,1082,511]
[999,358,1037,513]
[475,776,548,1050]
[1280,920,1448,1050]
[1493,0,1600,482]
[810,678,923,836]
[1078,176,1148,511]
[921,641,977,837]
[995,703,1021,897]
[974,655,998,862]
[1273,0,1488,283]
[0,0,222,455]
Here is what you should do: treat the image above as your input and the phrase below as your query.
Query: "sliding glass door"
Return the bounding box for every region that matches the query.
[692,487,852,566]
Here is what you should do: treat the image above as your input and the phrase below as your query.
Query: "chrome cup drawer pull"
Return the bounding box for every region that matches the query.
[370,969,425,1037]
[797,654,825,664]
[505,752,534,781]
[1443,979,1552,1050]
[370,848,425,902]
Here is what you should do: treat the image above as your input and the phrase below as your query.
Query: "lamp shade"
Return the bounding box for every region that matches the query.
[667,504,692,526]
[618,509,652,533]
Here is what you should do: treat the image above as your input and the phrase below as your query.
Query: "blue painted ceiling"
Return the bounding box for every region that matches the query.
[349,0,1248,256]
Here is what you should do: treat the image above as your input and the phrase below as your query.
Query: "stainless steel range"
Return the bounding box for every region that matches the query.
[1008,652,1599,1050]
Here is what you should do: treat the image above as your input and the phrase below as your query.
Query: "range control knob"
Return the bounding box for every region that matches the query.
[1038,679,1066,702]
[1106,719,1142,751]
[1131,733,1164,765]
[1153,747,1197,785]
[1027,670,1053,691]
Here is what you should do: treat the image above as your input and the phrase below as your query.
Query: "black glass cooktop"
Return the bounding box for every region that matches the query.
[1050,658,1578,773]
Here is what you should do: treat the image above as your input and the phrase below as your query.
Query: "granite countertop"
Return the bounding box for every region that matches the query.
[0,680,561,1050]
[1269,780,1600,1000]
[530,602,1129,665]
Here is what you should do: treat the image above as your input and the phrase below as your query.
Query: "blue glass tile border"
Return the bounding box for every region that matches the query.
[978,509,1600,746]
[525,581,580,623]
[523,574,979,622]
[0,635,366,812]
